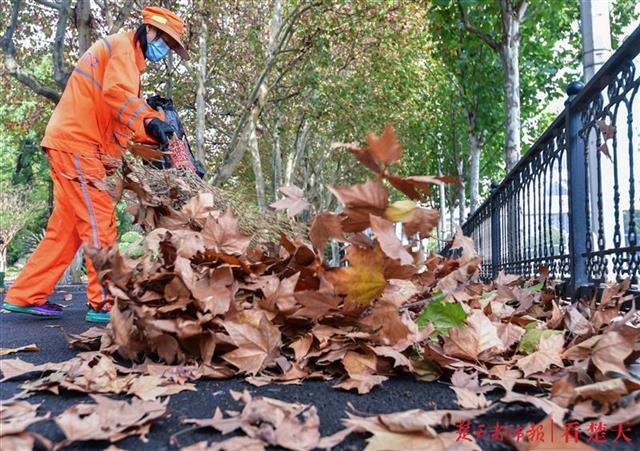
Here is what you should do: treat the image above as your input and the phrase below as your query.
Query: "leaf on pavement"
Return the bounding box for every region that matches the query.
[0,344,40,356]
[55,395,167,445]
[127,375,196,401]
[516,333,565,377]
[451,386,490,410]
[183,390,329,451]
[335,351,388,394]
[0,401,50,437]
[415,295,467,335]
[590,326,639,376]
[222,311,282,375]
[182,437,266,451]
[0,359,64,381]
[65,327,108,351]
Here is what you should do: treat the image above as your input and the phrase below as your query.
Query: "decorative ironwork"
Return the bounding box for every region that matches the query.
[456,26,640,296]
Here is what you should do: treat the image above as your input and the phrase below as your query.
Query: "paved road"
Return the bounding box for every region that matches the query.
[1,287,637,450]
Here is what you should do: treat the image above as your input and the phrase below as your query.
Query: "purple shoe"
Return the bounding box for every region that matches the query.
[3,301,64,317]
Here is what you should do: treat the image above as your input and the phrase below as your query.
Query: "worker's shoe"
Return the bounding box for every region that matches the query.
[2,301,63,318]
[85,305,111,324]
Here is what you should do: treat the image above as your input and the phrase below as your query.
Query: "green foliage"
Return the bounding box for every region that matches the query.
[517,322,562,355]
[120,231,143,244]
[416,292,468,336]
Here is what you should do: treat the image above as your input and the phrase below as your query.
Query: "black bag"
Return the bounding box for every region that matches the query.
[146,95,206,178]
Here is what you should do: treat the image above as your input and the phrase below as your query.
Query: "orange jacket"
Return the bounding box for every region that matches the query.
[41,31,163,163]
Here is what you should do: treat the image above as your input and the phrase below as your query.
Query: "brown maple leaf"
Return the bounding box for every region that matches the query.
[269,185,311,218]
[367,123,403,165]
[516,333,565,377]
[54,395,167,445]
[329,179,388,233]
[201,208,252,256]
[334,351,388,394]
[369,214,413,265]
[590,326,639,376]
[222,311,282,375]
[403,207,439,239]
[309,212,344,252]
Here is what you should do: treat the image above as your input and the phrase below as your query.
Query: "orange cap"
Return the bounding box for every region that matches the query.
[142,6,189,60]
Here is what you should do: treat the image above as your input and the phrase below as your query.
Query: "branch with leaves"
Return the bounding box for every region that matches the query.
[1,0,62,103]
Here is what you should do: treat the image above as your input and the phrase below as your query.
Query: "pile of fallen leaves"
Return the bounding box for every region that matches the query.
[118,160,302,242]
[2,125,639,449]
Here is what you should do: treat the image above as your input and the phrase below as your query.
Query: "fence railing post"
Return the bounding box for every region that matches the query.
[490,182,501,279]
[565,81,589,298]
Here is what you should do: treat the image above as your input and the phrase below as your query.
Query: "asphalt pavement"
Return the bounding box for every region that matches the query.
[1,286,638,450]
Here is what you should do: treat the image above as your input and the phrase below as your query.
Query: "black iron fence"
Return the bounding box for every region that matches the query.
[459,26,639,297]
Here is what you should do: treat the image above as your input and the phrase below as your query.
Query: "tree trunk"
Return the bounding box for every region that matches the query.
[194,0,208,162]
[75,0,93,54]
[0,246,7,273]
[211,0,315,187]
[248,116,267,210]
[285,119,310,185]
[454,152,466,224]
[164,52,174,98]
[271,108,283,200]
[71,249,84,284]
[469,132,482,212]
[438,159,446,242]
[501,0,524,171]
[448,190,455,233]
[459,0,526,173]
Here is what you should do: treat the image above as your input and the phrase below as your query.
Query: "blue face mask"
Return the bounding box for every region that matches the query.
[145,36,170,62]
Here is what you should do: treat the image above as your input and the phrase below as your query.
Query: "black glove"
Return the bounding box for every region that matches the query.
[145,118,174,147]
[146,95,173,111]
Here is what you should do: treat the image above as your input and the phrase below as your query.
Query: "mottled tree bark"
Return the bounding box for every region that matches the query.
[458,0,527,172]
[195,0,208,162]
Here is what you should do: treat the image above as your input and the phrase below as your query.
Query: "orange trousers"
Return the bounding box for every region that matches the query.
[6,149,116,310]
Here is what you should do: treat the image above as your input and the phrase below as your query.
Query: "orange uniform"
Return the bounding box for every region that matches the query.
[7,31,163,310]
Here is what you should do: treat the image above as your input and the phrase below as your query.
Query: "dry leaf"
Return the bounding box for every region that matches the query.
[55,395,167,444]
[327,246,386,304]
[183,390,326,451]
[0,344,40,356]
[451,386,490,410]
[309,212,344,252]
[328,179,388,233]
[590,326,639,376]
[367,123,403,165]
[270,185,311,218]
[369,214,413,265]
[182,437,266,451]
[516,334,565,377]
[222,311,281,375]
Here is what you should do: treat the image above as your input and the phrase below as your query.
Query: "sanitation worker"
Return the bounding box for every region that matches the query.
[3,6,190,323]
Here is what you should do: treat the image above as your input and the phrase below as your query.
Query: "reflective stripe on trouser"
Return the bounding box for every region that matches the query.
[6,149,116,309]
